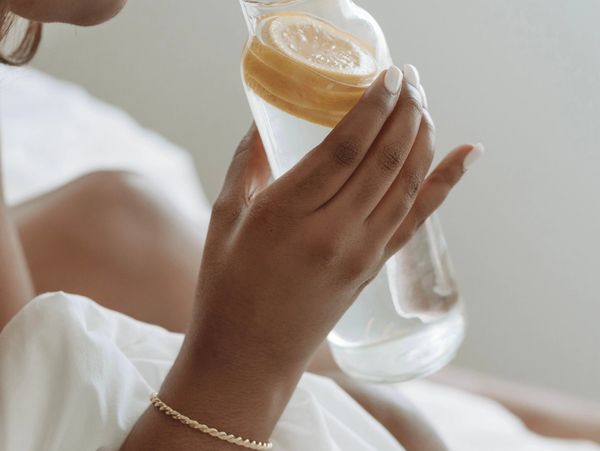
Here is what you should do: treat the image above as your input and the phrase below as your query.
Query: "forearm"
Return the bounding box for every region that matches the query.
[0,170,35,329]
[120,338,304,450]
[431,366,600,443]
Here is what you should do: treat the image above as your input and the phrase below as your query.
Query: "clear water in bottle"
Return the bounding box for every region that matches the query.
[240,0,465,383]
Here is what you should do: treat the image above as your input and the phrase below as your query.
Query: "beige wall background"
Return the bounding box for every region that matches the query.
[32,0,600,400]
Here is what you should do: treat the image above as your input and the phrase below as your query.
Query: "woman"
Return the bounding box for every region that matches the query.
[0,0,483,450]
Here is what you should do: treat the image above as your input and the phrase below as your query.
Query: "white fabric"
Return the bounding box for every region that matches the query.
[0,292,403,451]
[1,293,598,451]
[0,67,598,450]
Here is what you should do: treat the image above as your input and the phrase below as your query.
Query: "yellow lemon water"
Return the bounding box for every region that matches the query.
[243,12,378,129]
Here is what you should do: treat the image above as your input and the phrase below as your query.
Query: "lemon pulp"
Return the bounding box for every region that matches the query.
[242,12,378,128]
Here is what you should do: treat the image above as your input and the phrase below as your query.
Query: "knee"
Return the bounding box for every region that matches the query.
[60,170,169,239]
[71,170,155,210]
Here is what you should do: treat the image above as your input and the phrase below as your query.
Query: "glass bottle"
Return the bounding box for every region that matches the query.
[239,0,465,382]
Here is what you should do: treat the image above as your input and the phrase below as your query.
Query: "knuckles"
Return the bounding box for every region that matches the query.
[307,234,345,268]
[331,137,362,167]
[245,193,284,228]
[405,171,423,199]
[340,250,381,281]
[213,189,385,290]
[378,142,405,173]
[305,228,382,285]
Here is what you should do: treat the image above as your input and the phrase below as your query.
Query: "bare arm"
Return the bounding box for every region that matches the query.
[430,366,600,444]
[0,149,34,330]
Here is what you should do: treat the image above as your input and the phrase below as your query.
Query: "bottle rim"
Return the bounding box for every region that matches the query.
[240,0,304,6]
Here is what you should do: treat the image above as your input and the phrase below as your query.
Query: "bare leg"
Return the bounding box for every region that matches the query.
[311,342,600,445]
[13,171,204,332]
[430,366,600,444]
[308,342,448,451]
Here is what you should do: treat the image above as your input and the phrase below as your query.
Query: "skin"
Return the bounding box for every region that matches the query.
[12,171,202,331]
[0,156,34,329]
[9,0,127,25]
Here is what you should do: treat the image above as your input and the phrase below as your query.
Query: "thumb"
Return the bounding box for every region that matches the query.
[219,123,271,204]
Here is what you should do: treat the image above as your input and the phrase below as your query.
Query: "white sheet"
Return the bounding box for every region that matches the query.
[1,66,598,450]
[0,292,403,451]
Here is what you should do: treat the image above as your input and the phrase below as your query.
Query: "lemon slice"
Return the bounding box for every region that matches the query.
[244,39,364,113]
[242,12,378,128]
[262,12,377,86]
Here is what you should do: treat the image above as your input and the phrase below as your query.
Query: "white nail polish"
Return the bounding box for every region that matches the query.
[403,64,420,87]
[419,84,428,108]
[463,143,485,171]
[384,65,403,95]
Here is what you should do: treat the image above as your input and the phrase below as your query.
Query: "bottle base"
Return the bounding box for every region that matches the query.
[328,307,466,383]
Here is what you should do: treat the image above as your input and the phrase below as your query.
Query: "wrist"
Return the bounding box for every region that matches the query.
[158,337,303,443]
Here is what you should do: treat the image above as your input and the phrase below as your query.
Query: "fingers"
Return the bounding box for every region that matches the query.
[366,108,436,232]
[277,67,403,210]
[331,76,426,218]
[385,143,484,256]
[217,124,271,205]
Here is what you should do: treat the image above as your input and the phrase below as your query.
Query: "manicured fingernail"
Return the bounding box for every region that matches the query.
[403,64,420,87]
[384,65,403,95]
[463,143,485,171]
[419,84,428,108]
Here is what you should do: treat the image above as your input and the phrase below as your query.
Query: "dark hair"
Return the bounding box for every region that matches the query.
[0,6,41,65]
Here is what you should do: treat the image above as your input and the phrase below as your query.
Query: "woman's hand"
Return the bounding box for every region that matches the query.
[189,69,477,372]
[122,68,481,450]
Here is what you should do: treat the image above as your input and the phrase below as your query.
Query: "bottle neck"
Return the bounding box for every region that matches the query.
[240,0,355,34]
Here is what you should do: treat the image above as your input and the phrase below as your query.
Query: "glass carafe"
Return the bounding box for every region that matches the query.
[239,0,465,382]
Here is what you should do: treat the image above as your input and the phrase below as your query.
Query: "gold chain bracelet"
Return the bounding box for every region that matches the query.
[149,393,273,450]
